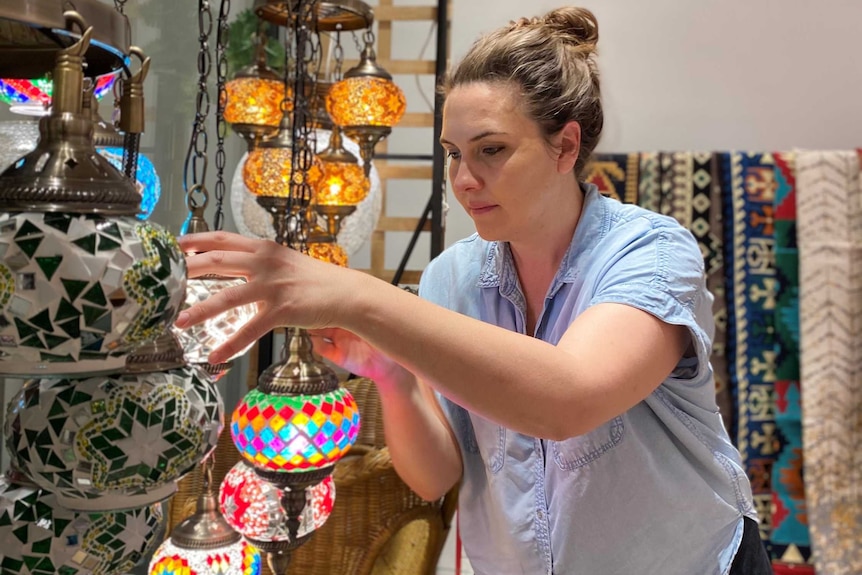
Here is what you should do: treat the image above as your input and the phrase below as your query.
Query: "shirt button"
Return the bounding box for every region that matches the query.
[537,510,544,519]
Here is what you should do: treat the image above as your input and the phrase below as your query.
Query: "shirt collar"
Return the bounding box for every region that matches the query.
[476,182,604,291]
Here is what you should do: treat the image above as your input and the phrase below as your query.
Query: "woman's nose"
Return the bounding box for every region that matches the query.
[451,161,480,192]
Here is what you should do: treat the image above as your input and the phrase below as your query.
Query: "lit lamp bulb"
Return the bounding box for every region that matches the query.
[149,458,262,575]
[325,41,406,176]
[315,126,369,238]
[242,117,323,198]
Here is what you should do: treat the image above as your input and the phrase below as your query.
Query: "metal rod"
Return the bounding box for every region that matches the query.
[429,0,448,257]
[392,195,432,286]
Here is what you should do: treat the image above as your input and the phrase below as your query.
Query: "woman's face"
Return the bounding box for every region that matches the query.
[440,82,568,243]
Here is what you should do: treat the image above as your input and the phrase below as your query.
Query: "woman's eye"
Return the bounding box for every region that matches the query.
[482,146,503,156]
[446,150,461,160]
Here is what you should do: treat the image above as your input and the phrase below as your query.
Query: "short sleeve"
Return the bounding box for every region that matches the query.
[589,217,715,384]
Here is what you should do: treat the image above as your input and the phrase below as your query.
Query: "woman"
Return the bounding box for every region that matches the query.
[177,7,771,574]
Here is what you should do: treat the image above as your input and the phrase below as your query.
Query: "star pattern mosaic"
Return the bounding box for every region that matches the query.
[230,388,360,472]
[4,367,223,510]
[0,213,186,376]
[0,474,164,575]
[219,461,334,543]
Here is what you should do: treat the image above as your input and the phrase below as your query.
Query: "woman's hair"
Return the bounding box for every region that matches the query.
[443,7,603,177]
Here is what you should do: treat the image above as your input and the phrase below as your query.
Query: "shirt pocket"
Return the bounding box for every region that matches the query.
[551,415,625,471]
[472,417,506,474]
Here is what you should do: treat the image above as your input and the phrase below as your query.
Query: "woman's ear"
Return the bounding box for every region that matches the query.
[556,121,581,174]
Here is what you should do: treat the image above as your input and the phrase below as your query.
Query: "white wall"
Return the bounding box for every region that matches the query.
[440,0,862,244]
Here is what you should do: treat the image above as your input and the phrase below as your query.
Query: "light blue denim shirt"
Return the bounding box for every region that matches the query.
[418,184,756,575]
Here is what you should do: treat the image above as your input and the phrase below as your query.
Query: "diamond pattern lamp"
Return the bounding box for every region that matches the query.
[226,327,359,571]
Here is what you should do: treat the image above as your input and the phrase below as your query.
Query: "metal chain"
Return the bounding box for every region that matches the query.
[213,0,230,231]
[285,0,322,252]
[183,0,214,210]
[333,28,344,81]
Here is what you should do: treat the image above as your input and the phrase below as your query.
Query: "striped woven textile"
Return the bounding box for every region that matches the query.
[796,150,862,575]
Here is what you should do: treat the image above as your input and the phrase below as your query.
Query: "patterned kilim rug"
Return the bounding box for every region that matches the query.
[771,153,815,572]
[584,153,640,204]
[719,151,786,552]
[796,150,862,575]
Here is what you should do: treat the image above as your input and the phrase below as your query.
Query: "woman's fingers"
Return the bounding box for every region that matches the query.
[178,230,263,255]
[175,280,263,330]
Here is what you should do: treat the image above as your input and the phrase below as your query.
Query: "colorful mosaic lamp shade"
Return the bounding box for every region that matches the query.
[98,147,162,220]
[0,72,117,116]
[4,333,224,512]
[231,385,359,474]
[315,127,369,207]
[0,470,165,575]
[306,240,348,267]
[148,459,262,575]
[219,461,335,545]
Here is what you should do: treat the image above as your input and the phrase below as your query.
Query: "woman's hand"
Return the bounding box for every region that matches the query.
[174,231,358,364]
[309,327,413,392]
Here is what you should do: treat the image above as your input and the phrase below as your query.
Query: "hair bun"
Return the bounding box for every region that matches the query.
[542,6,599,48]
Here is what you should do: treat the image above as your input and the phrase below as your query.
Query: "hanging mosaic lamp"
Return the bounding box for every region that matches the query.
[0,71,117,116]
[148,458,262,575]
[229,131,383,256]
[229,327,360,570]
[171,195,258,382]
[4,331,224,512]
[314,126,368,240]
[223,25,286,152]
[305,214,349,268]
[219,460,335,546]
[242,115,323,198]
[0,468,165,575]
[0,27,185,377]
[325,37,406,177]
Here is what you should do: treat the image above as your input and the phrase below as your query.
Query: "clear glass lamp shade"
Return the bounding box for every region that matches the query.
[0,473,165,575]
[219,461,335,544]
[149,537,262,575]
[223,77,287,128]
[0,215,187,377]
[4,367,224,511]
[242,146,324,197]
[98,147,163,220]
[0,73,117,116]
[171,277,258,369]
[230,387,360,473]
[325,76,406,128]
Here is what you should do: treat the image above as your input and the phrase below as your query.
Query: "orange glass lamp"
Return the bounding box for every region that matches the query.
[223,25,287,151]
[325,37,406,177]
[315,126,369,237]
